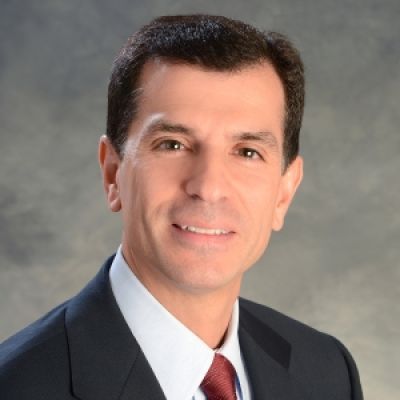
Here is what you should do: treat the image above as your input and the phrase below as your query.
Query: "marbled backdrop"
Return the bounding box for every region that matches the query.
[1,1,399,398]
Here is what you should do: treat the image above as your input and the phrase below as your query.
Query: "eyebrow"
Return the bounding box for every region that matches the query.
[232,131,279,150]
[145,119,194,136]
[144,118,279,150]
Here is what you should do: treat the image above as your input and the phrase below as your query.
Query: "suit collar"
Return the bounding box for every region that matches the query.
[239,302,291,369]
[65,255,166,400]
[239,300,311,399]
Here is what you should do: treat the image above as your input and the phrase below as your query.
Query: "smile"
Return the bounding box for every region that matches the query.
[175,224,230,235]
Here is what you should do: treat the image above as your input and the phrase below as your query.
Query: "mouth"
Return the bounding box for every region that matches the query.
[173,224,232,236]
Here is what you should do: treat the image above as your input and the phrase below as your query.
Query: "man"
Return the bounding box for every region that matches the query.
[0,15,363,399]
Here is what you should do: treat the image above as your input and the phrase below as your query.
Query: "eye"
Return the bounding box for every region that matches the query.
[156,139,185,151]
[237,147,263,160]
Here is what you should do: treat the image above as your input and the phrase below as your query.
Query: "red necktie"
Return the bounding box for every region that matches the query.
[200,353,237,400]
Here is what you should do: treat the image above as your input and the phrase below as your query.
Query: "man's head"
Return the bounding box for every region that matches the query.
[106,14,304,170]
[99,15,304,299]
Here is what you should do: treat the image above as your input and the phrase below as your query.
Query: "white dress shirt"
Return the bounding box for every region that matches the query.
[109,246,251,400]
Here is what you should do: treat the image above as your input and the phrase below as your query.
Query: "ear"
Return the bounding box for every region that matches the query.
[272,156,303,231]
[98,135,122,212]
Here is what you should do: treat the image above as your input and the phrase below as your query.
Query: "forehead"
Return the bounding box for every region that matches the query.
[133,59,285,142]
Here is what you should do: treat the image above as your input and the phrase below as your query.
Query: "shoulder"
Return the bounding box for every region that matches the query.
[240,297,332,343]
[239,297,363,400]
[0,302,71,399]
[239,296,355,357]
[0,257,115,399]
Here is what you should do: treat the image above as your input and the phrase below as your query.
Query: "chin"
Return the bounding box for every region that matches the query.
[160,258,244,294]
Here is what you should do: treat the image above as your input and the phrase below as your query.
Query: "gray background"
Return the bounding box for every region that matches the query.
[1,0,399,398]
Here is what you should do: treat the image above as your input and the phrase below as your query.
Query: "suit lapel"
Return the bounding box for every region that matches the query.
[239,302,311,400]
[65,256,166,400]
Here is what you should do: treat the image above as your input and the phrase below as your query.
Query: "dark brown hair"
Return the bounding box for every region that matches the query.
[106,15,305,169]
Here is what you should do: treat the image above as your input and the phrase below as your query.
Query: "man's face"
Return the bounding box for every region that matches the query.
[100,60,302,297]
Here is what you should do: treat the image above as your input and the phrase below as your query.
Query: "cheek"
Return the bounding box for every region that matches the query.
[122,161,181,217]
[145,161,185,198]
[243,174,280,218]
[241,177,280,245]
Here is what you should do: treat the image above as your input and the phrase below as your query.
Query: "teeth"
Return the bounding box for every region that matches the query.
[180,225,229,235]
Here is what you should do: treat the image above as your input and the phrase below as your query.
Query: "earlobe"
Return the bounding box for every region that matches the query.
[107,183,121,212]
[98,135,122,212]
[272,156,303,231]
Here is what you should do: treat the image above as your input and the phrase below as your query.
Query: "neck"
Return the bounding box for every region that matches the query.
[155,287,239,348]
[121,244,242,348]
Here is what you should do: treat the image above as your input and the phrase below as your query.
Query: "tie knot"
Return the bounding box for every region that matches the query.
[200,353,237,400]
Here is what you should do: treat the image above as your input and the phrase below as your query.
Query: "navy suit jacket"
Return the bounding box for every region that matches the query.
[0,255,363,399]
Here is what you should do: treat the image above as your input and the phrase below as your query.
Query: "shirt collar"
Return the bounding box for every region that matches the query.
[109,247,245,400]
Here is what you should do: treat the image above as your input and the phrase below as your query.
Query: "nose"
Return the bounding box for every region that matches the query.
[183,150,229,203]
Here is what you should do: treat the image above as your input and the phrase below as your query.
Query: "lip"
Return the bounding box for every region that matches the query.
[171,223,236,246]
[174,223,232,235]
[173,221,236,233]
